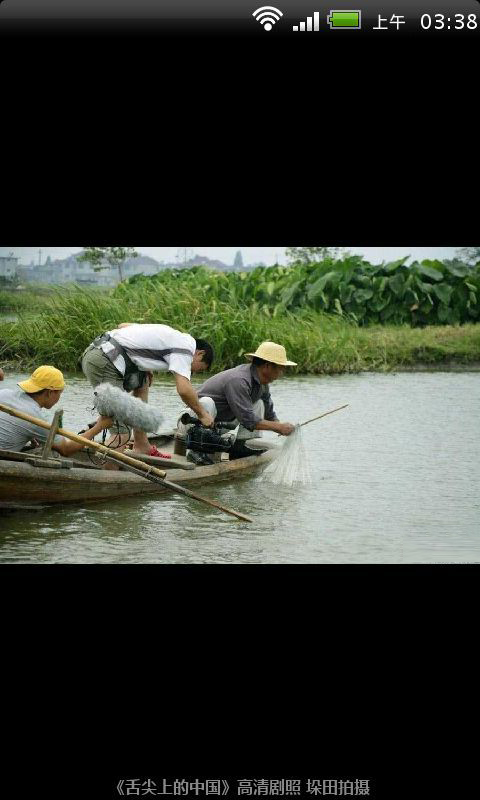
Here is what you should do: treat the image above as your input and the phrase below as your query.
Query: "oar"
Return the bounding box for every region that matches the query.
[300,404,349,427]
[0,402,252,523]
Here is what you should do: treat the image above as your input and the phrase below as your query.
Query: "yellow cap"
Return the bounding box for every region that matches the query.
[244,341,297,366]
[18,366,65,393]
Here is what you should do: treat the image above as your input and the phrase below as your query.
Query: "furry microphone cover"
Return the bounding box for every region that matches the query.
[93,383,164,432]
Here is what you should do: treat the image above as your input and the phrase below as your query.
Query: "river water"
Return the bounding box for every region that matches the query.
[0,371,479,563]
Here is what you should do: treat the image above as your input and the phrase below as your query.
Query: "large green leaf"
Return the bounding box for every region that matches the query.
[336,257,364,283]
[442,259,472,277]
[306,271,337,299]
[388,273,406,297]
[309,263,338,282]
[353,288,374,303]
[366,264,386,276]
[369,295,391,312]
[413,277,433,293]
[382,257,410,273]
[339,283,354,304]
[373,276,388,294]
[354,274,373,288]
[417,263,444,282]
[432,283,454,305]
[405,289,419,306]
[280,281,301,306]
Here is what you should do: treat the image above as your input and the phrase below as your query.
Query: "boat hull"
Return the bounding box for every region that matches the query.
[0,449,276,506]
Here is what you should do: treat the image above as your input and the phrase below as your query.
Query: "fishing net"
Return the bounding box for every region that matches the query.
[260,424,312,487]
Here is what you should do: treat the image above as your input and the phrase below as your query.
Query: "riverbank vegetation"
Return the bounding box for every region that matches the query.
[0,287,56,314]
[124,256,480,326]
[1,257,479,374]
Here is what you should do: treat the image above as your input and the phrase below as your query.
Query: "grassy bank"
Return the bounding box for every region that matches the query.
[0,286,479,374]
[0,287,57,314]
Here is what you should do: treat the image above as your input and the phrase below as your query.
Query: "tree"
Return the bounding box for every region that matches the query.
[78,246,139,282]
[456,247,480,265]
[286,246,345,264]
[233,250,244,269]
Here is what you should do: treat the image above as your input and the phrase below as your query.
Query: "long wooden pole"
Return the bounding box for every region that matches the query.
[100,453,253,520]
[300,404,348,427]
[0,402,252,523]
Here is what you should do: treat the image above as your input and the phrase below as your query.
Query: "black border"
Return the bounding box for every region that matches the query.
[1,20,478,799]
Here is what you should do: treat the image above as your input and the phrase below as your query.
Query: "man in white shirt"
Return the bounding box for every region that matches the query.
[81,323,215,454]
[0,365,112,455]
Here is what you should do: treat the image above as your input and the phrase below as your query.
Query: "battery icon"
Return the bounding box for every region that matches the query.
[327,10,362,29]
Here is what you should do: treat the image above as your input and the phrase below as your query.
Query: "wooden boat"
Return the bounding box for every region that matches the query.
[0,430,278,507]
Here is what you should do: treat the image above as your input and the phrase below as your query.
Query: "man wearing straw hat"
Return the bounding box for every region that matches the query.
[0,365,112,456]
[178,341,296,462]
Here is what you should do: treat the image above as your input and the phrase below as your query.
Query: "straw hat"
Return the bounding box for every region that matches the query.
[18,365,65,393]
[244,341,297,366]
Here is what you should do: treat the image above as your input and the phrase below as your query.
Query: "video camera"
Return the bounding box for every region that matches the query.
[180,413,237,455]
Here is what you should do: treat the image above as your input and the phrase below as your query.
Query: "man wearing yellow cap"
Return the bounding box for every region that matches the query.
[178,342,296,462]
[0,365,112,455]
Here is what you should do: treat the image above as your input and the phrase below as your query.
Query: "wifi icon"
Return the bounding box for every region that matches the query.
[252,6,284,31]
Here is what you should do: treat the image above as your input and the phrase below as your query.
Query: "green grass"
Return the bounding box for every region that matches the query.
[0,287,57,314]
[0,286,479,374]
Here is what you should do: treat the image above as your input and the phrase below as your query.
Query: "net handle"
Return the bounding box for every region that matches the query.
[300,404,348,427]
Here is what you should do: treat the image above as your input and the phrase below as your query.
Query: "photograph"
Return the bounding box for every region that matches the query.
[1,244,479,563]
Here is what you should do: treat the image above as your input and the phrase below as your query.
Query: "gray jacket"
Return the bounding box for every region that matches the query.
[197,363,278,432]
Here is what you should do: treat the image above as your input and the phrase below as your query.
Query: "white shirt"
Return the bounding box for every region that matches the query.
[101,324,195,380]
[0,387,64,452]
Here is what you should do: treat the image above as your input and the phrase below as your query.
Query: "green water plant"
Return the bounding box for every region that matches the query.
[120,256,480,326]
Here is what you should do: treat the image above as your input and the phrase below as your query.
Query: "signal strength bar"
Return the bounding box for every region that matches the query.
[293,11,320,31]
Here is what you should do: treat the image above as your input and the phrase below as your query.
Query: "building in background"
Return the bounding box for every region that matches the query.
[0,254,19,281]
[15,252,166,286]
[5,250,265,285]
